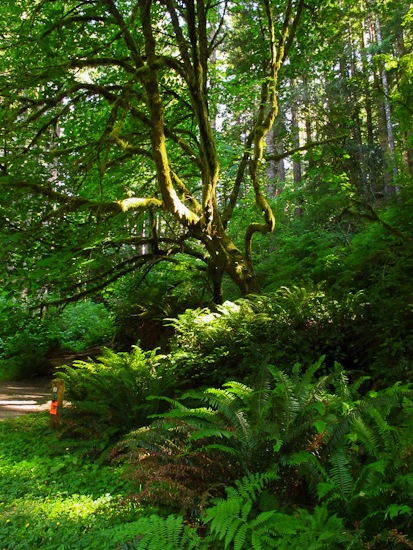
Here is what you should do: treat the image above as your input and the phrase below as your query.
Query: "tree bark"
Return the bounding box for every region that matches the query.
[291,83,302,187]
[374,11,399,192]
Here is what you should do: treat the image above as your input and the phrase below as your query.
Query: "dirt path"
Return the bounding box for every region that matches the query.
[0,378,52,420]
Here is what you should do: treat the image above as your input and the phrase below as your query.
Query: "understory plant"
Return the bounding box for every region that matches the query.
[118,474,360,549]
[58,345,175,434]
[118,357,413,547]
[166,288,367,388]
[53,299,116,352]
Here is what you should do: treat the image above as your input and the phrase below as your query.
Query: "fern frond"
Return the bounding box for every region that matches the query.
[352,459,386,496]
[329,447,353,497]
[363,404,396,455]
[267,368,301,430]
[350,416,379,457]
[223,381,255,400]
[118,514,205,550]
[297,356,326,400]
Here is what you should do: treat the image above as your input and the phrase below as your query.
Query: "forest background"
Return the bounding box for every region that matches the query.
[0,0,412,548]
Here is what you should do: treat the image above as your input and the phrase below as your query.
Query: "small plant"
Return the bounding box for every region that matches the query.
[59,345,175,433]
[204,474,358,549]
[117,514,206,549]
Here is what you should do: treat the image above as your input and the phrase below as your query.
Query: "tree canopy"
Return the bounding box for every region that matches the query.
[0,0,307,304]
[1,0,412,308]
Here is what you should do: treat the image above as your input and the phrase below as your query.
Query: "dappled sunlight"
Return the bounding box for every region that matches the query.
[0,415,139,549]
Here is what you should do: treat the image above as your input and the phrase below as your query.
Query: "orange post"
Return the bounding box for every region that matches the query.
[50,378,65,429]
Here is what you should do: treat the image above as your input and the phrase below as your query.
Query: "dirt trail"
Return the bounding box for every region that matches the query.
[0,378,52,420]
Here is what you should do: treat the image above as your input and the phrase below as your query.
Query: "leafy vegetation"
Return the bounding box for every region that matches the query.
[0,414,140,549]
[58,345,174,434]
[0,0,412,547]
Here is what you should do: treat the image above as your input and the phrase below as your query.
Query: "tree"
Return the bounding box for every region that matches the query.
[0,0,306,304]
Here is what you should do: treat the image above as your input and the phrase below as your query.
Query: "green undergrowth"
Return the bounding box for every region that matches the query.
[0,413,142,550]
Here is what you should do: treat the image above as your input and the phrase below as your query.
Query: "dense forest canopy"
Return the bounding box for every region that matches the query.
[1,0,411,310]
[1,0,302,301]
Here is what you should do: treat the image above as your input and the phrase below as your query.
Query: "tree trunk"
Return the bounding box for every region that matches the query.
[209,265,224,304]
[291,85,302,187]
[361,19,377,198]
[266,128,277,198]
[302,74,314,172]
[374,11,399,192]
[200,226,260,296]
[266,126,285,197]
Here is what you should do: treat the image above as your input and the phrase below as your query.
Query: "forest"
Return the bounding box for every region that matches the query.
[0,0,412,547]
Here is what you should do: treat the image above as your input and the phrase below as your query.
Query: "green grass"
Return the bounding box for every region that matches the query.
[0,413,143,549]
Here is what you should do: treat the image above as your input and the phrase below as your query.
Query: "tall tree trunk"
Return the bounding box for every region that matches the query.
[349,25,367,193]
[266,127,277,198]
[277,141,286,186]
[266,125,285,198]
[291,84,302,186]
[374,11,399,192]
[361,19,378,198]
[302,74,314,172]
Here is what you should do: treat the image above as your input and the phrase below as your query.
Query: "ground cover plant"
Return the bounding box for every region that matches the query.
[0,413,144,550]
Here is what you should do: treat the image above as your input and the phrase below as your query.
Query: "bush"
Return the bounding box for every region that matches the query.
[54,300,115,352]
[58,345,175,433]
[0,297,115,380]
[0,322,56,380]
[119,360,413,546]
[166,287,367,388]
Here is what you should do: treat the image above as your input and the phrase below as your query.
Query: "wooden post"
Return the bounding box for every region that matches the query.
[50,378,65,429]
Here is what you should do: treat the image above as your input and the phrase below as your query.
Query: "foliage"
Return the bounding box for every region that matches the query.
[115,418,238,516]
[0,297,117,380]
[117,514,206,550]
[117,357,413,546]
[204,474,359,549]
[107,260,210,350]
[0,0,307,302]
[58,345,174,433]
[0,311,55,380]
[115,357,341,512]
[52,300,116,352]
[0,414,140,550]
[166,288,366,387]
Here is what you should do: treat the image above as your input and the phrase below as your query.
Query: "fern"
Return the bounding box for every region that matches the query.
[204,472,280,549]
[204,474,358,549]
[329,447,353,496]
[58,345,174,432]
[119,514,205,549]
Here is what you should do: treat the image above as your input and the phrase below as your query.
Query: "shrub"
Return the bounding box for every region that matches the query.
[0,322,55,380]
[58,345,175,433]
[166,288,367,388]
[54,300,115,352]
[118,359,413,546]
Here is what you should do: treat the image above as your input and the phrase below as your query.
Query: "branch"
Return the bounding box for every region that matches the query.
[245,0,296,267]
[282,0,306,63]
[139,0,201,228]
[0,176,163,215]
[33,255,164,309]
[341,200,413,247]
[266,133,349,162]
[32,241,207,310]
[101,0,145,69]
